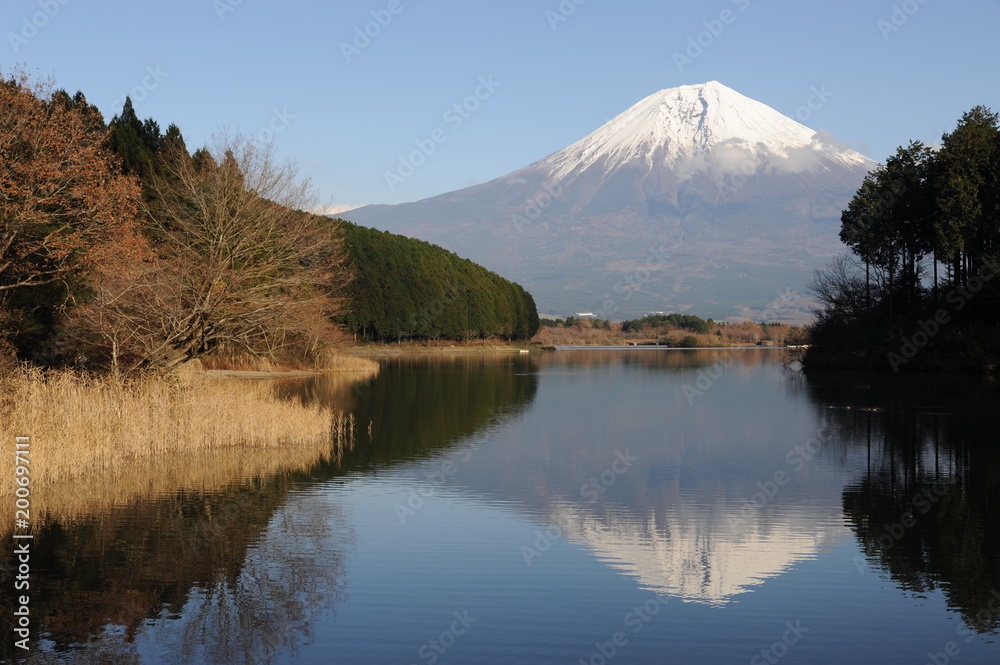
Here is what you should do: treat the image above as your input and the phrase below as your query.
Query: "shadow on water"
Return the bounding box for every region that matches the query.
[803,369,1000,633]
[535,346,781,373]
[281,353,540,472]
[0,354,540,664]
[1,471,352,664]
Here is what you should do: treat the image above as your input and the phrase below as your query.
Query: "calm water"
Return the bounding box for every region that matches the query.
[3,349,1000,664]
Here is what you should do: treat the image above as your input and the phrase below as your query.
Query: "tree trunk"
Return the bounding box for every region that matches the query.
[865,259,871,312]
[932,249,938,303]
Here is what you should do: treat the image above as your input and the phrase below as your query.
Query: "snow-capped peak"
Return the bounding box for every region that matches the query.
[536,81,871,181]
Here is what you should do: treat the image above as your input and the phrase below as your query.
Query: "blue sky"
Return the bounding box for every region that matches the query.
[3,0,998,209]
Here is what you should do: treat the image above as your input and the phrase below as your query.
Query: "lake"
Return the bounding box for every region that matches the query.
[3,349,999,664]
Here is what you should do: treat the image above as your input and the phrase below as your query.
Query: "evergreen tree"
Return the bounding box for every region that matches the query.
[934,106,1000,286]
[109,97,160,179]
[338,222,539,342]
[811,106,1000,370]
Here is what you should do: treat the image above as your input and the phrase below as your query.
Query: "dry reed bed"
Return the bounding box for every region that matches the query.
[0,366,363,530]
[3,433,351,531]
[196,350,381,374]
[319,350,382,372]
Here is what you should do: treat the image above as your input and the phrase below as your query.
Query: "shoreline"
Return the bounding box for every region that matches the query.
[344,343,534,355]
[187,368,324,380]
[344,342,790,355]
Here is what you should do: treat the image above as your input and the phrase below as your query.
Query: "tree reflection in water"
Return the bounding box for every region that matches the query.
[2,355,540,664]
[804,370,1000,633]
[155,495,350,665]
[2,467,353,665]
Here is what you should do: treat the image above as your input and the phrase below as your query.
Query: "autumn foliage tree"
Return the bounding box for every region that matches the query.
[0,69,144,357]
[2,70,351,373]
[71,132,350,372]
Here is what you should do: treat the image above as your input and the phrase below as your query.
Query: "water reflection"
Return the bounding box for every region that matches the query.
[537,347,779,373]
[0,474,351,665]
[145,493,350,665]
[0,356,541,663]
[5,351,1000,664]
[804,371,1000,633]
[545,500,843,606]
[286,354,540,470]
[425,349,847,606]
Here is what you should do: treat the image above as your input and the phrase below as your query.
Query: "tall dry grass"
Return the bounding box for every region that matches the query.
[0,366,361,530]
[197,347,381,374]
[317,349,382,372]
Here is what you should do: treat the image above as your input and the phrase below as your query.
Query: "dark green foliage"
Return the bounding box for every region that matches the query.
[808,106,1000,372]
[108,97,164,179]
[542,317,611,329]
[337,222,539,341]
[49,88,105,133]
[621,313,710,334]
[2,281,70,363]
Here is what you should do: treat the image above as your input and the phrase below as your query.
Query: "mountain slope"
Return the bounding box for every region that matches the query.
[345,82,877,322]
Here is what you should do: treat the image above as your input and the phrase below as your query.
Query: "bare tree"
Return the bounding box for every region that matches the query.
[71,131,350,372]
[808,255,870,323]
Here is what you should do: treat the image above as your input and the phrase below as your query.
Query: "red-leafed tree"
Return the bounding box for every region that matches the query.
[0,69,145,357]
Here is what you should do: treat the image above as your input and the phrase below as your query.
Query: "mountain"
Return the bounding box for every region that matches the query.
[344,82,877,323]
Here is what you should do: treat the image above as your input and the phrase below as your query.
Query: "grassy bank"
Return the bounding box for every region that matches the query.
[195,349,382,373]
[0,364,374,526]
[346,338,534,354]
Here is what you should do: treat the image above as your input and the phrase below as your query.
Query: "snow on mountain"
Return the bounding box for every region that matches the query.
[344,82,877,322]
[537,81,869,183]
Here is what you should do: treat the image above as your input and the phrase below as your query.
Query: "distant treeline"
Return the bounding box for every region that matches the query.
[541,313,712,333]
[621,313,713,334]
[535,314,805,347]
[337,222,539,342]
[807,106,1000,372]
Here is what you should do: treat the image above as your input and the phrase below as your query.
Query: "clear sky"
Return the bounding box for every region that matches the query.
[3,0,998,210]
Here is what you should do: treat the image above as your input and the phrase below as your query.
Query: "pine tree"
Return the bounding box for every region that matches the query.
[109,97,159,179]
[934,106,1000,286]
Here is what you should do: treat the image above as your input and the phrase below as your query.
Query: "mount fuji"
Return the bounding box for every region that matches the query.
[344,82,877,322]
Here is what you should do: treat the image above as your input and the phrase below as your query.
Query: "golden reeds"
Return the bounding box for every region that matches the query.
[0,366,365,529]
[318,350,382,373]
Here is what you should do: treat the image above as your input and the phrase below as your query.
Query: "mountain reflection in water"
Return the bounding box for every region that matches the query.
[3,351,998,665]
